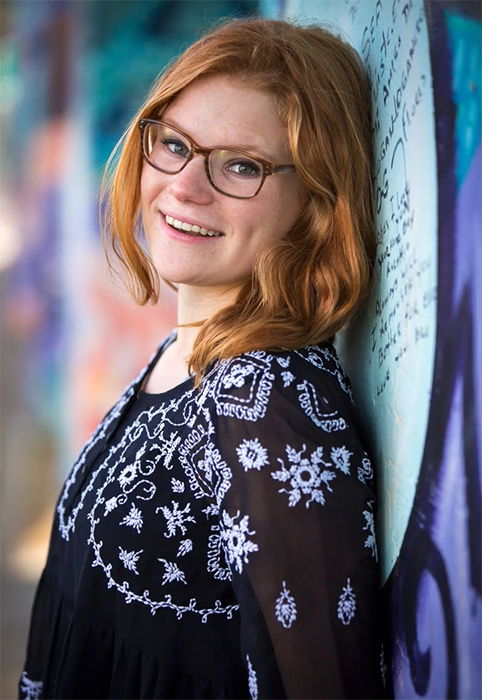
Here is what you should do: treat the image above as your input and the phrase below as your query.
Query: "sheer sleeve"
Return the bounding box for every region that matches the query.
[210,348,383,699]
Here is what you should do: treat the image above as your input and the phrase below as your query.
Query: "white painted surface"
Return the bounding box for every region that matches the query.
[270,0,438,581]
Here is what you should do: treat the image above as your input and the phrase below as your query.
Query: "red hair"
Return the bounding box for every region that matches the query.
[102,18,374,382]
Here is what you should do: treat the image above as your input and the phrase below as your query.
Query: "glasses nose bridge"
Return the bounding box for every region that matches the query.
[184,140,214,184]
[189,141,212,165]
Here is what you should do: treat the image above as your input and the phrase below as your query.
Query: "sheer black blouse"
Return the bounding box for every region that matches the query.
[20,335,384,699]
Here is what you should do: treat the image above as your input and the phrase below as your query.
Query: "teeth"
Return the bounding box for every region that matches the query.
[166,215,221,237]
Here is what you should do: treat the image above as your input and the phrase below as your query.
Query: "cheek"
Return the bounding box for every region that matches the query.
[267,190,303,239]
[140,166,163,212]
[242,204,290,250]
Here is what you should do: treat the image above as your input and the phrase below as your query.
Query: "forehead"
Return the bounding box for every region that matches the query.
[162,75,290,159]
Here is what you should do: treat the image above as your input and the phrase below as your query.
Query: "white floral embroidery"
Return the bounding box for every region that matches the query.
[178,427,232,505]
[59,336,363,627]
[330,445,352,474]
[92,537,238,622]
[276,355,291,368]
[104,496,119,515]
[207,525,232,581]
[358,455,374,484]
[281,370,295,387]
[247,654,258,700]
[297,345,353,398]
[222,362,255,388]
[118,546,143,575]
[297,380,347,432]
[203,503,219,518]
[236,438,269,471]
[119,478,156,503]
[158,558,187,586]
[56,340,181,537]
[271,444,336,508]
[158,500,196,538]
[74,341,241,622]
[337,578,356,624]
[171,478,185,493]
[56,361,147,541]
[20,672,43,700]
[159,432,183,471]
[220,510,258,574]
[117,443,165,498]
[177,539,193,557]
[363,501,378,560]
[119,461,139,489]
[275,581,297,628]
[120,503,143,533]
[204,354,274,421]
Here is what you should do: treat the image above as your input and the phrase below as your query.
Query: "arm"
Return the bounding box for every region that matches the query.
[212,350,382,698]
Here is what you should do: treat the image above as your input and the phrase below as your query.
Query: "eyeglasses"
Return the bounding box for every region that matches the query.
[139,119,296,199]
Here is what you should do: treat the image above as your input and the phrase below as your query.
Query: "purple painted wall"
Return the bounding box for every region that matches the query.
[387,3,481,697]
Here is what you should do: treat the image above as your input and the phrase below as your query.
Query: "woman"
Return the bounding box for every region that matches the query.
[20,18,383,700]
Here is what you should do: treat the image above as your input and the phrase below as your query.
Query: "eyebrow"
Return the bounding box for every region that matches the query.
[163,117,277,161]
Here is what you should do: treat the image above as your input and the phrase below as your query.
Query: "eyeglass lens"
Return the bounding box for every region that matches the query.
[142,122,265,197]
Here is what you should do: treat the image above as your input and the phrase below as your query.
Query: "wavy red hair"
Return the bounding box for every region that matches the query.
[101,18,374,382]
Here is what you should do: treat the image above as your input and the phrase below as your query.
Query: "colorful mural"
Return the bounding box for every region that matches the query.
[262,0,481,696]
[1,2,260,696]
[2,0,480,697]
[3,0,260,461]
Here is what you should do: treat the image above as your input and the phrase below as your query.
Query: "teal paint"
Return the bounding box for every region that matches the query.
[445,11,481,185]
[84,0,261,169]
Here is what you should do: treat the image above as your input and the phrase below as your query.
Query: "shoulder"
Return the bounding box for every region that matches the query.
[276,343,353,401]
[198,345,375,499]
[199,343,354,426]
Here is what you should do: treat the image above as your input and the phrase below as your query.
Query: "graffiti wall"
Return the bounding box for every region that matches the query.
[2,0,260,460]
[2,0,480,697]
[261,0,481,696]
[1,2,259,696]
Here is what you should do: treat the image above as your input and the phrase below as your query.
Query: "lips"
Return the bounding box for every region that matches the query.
[164,213,223,238]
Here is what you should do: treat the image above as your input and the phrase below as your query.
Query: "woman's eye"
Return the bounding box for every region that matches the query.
[162,138,190,158]
[225,159,261,177]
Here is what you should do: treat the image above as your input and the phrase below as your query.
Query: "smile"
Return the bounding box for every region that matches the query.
[165,214,223,238]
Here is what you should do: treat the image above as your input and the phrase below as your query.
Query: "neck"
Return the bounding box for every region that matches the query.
[175,284,240,355]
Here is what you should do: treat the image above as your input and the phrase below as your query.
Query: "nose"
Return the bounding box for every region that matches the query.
[166,154,214,204]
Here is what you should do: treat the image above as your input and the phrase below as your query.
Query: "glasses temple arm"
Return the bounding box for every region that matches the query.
[272,164,296,174]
